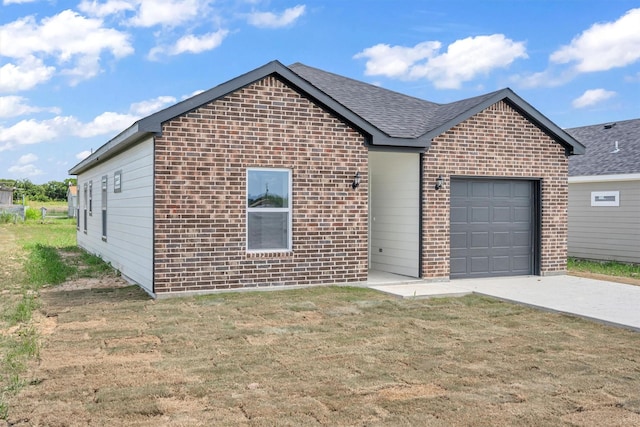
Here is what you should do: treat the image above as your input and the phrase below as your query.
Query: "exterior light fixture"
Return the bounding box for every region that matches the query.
[435,175,444,190]
[352,171,361,189]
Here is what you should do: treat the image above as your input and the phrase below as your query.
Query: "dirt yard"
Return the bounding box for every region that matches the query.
[6,273,640,426]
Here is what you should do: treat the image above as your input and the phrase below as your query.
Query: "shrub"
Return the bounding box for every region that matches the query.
[24,208,39,221]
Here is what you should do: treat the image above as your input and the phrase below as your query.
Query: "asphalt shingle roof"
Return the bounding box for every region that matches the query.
[566,118,640,176]
[288,62,503,139]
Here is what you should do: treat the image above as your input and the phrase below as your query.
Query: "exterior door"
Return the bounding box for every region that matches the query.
[450,178,536,279]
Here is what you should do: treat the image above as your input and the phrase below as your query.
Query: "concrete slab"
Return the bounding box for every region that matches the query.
[369,275,640,331]
[370,282,472,298]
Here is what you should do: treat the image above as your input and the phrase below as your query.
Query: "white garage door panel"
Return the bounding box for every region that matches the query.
[369,151,420,277]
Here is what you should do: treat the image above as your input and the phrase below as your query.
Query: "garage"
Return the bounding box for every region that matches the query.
[450,178,538,279]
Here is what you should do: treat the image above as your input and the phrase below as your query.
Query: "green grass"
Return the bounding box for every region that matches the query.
[568,257,640,279]
[0,219,115,420]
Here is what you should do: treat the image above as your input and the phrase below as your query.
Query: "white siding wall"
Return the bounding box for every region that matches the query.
[568,179,640,264]
[369,151,420,277]
[76,137,155,293]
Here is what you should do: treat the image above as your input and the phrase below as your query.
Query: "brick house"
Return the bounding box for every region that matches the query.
[69,61,584,297]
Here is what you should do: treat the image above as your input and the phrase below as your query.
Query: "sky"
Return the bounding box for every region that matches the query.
[1,0,639,184]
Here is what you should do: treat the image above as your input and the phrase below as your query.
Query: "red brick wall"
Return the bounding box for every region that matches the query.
[153,76,368,294]
[421,100,569,279]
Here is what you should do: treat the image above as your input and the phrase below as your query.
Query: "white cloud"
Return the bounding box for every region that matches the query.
[16,153,38,165]
[3,0,38,4]
[0,94,176,151]
[0,57,56,93]
[130,95,177,116]
[572,89,616,108]
[74,111,138,137]
[76,150,93,161]
[0,96,60,118]
[148,29,228,59]
[0,118,59,151]
[355,35,527,89]
[0,10,133,89]
[551,8,640,72]
[248,5,306,28]
[354,41,441,78]
[129,0,207,27]
[78,0,136,18]
[182,89,205,100]
[8,163,44,178]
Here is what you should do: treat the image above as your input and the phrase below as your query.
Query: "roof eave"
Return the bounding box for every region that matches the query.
[68,123,154,175]
[421,88,586,155]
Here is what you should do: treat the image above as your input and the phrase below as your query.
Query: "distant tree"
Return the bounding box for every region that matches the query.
[43,180,68,201]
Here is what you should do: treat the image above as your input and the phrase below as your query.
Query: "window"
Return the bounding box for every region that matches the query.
[76,184,81,230]
[591,191,620,207]
[114,170,122,193]
[247,168,291,251]
[89,181,93,215]
[101,176,107,240]
[83,183,88,233]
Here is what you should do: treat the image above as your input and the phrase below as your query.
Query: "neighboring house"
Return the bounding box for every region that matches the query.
[69,60,584,297]
[565,118,640,264]
[67,185,78,218]
[0,185,13,205]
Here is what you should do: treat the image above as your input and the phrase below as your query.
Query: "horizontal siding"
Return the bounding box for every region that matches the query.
[369,151,419,277]
[568,180,640,263]
[76,137,154,293]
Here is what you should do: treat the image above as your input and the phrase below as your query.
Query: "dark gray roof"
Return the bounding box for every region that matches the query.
[288,62,584,154]
[70,60,584,175]
[566,118,640,176]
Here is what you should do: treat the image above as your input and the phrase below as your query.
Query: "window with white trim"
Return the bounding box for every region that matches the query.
[591,191,620,207]
[247,168,291,251]
[89,181,93,215]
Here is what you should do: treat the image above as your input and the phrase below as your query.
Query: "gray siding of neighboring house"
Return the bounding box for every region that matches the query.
[76,137,155,293]
[568,180,640,264]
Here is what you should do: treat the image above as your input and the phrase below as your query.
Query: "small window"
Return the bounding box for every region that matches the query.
[83,183,88,233]
[246,168,291,251]
[76,184,81,230]
[114,170,122,193]
[591,191,619,207]
[89,181,93,215]
[101,176,108,240]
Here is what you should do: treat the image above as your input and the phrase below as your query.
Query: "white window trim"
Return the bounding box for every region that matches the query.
[246,167,292,252]
[591,190,620,207]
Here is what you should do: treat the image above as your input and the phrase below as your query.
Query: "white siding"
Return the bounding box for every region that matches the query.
[568,179,640,264]
[369,151,420,277]
[76,137,154,293]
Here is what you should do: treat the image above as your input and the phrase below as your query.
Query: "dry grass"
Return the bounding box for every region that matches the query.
[7,276,640,426]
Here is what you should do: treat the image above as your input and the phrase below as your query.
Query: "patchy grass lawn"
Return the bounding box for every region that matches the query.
[3,222,640,425]
[568,258,640,287]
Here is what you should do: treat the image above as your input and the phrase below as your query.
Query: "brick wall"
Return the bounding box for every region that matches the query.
[421,101,569,279]
[153,76,368,294]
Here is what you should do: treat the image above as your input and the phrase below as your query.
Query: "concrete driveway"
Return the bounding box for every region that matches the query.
[369,275,640,332]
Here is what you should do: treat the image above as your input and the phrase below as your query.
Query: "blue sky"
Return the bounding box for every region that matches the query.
[1,0,639,184]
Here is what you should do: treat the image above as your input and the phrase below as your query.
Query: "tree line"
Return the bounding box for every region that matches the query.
[0,178,77,203]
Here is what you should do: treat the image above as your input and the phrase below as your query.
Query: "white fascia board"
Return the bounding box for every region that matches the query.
[569,173,640,183]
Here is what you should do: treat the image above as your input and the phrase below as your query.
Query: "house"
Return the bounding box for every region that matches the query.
[69,60,584,297]
[0,185,13,205]
[565,118,640,264]
[67,185,78,218]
